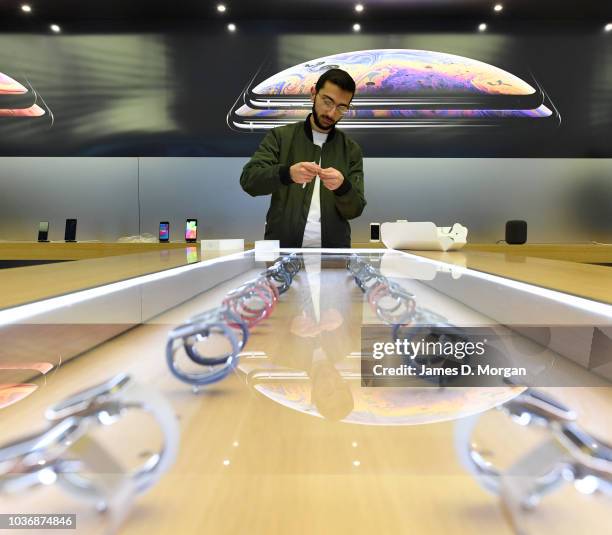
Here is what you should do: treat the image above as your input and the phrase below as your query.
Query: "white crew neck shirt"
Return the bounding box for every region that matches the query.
[302,130,328,248]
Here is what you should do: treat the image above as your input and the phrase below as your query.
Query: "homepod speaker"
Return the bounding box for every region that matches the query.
[505,220,527,244]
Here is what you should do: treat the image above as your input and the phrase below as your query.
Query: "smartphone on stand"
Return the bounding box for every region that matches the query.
[370,222,381,243]
[159,221,170,243]
[37,221,49,242]
[185,219,198,243]
[64,219,77,242]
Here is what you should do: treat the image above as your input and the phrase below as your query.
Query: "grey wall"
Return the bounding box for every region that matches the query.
[1,157,611,243]
[0,158,139,242]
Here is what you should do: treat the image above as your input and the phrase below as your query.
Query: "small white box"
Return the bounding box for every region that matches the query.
[254,240,280,251]
[254,240,280,262]
[201,239,245,251]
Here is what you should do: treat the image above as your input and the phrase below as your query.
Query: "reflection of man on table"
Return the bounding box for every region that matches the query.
[240,69,367,248]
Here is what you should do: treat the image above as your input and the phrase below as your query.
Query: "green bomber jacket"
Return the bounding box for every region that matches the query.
[239,115,366,248]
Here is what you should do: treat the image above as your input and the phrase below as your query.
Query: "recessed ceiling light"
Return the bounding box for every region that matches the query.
[21,4,32,13]
[478,23,487,32]
[353,23,361,32]
[50,24,61,33]
[493,4,503,12]
[605,23,612,32]
[217,4,227,13]
[227,23,236,32]
[355,3,364,12]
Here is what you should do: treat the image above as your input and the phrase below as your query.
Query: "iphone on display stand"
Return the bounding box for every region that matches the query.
[370,222,381,243]
[159,221,170,243]
[64,219,77,242]
[37,221,49,242]
[185,219,198,243]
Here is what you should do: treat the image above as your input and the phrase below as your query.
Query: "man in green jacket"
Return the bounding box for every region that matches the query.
[240,68,366,248]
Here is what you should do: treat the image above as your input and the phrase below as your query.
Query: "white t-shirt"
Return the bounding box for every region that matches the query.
[302,130,328,247]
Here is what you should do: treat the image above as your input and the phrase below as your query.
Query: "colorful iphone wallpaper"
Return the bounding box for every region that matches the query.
[229,49,560,132]
[159,222,170,241]
[185,220,198,241]
[246,49,543,108]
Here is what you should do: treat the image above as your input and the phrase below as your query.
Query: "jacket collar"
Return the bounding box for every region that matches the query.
[304,113,337,143]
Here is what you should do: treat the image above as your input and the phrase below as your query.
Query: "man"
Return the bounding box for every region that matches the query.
[240,68,366,248]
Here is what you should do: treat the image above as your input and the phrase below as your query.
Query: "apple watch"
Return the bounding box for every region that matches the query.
[0,373,179,506]
[184,306,250,365]
[455,388,612,505]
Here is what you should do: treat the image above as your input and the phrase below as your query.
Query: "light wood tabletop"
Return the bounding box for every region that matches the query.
[0,242,190,261]
[1,243,609,311]
[410,250,612,305]
[0,246,219,311]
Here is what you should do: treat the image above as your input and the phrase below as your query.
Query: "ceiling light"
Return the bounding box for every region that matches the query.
[605,23,612,32]
[478,23,487,32]
[50,24,61,33]
[355,3,364,12]
[21,4,32,13]
[227,23,236,32]
[493,4,503,12]
[217,4,227,13]
[353,23,361,32]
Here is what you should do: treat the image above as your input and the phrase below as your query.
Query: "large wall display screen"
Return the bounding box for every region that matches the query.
[0,31,610,156]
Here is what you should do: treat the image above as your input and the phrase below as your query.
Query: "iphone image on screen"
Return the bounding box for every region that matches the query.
[0,72,53,127]
[243,50,545,110]
[0,72,39,109]
[185,219,198,242]
[228,97,560,131]
[0,104,47,118]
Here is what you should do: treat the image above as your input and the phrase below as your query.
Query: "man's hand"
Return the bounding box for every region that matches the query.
[319,167,344,191]
[290,162,321,184]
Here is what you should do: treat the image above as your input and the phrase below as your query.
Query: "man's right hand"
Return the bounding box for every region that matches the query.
[289,162,321,184]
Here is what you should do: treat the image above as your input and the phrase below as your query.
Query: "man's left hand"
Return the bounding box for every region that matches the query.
[319,167,344,191]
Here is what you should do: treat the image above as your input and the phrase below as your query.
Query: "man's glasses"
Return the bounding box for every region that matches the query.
[317,94,350,116]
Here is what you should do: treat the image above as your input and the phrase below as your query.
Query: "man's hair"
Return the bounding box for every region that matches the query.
[315,68,356,97]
